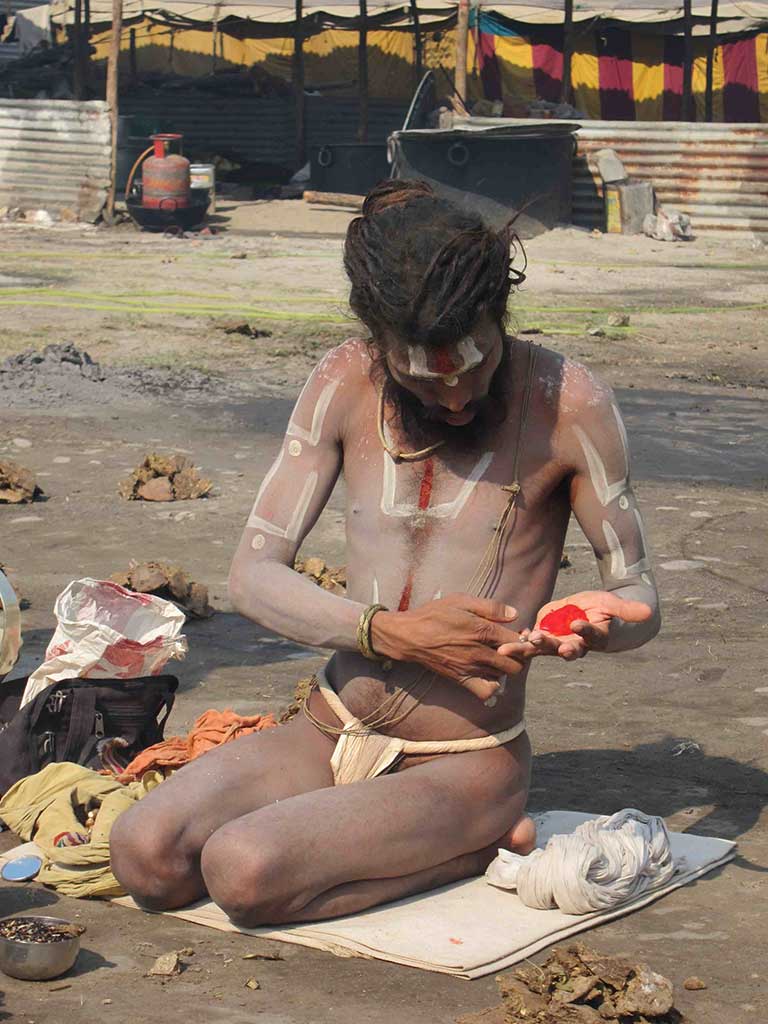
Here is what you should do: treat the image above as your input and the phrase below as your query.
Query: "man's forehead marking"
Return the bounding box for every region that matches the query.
[406,336,484,381]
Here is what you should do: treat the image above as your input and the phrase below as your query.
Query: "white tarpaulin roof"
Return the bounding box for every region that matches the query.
[44,0,768,27]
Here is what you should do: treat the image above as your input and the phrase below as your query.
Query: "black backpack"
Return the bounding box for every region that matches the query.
[0,674,178,798]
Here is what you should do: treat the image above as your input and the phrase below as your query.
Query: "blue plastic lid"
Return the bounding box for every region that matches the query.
[1,855,42,882]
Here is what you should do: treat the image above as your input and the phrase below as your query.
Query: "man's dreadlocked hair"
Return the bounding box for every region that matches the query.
[344,179,525,349]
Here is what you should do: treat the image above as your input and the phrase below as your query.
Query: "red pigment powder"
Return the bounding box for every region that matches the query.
[540,604,588,636]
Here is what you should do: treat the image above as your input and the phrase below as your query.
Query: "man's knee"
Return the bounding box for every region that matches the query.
[110,804,197,911]
[201,826,301,927]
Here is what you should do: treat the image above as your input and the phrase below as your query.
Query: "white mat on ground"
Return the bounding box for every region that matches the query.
[109,812,735,978]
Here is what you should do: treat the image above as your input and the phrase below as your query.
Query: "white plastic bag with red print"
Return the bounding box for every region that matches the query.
[21,578,187,707]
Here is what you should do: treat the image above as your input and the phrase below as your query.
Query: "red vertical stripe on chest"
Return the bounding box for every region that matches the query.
[398,459,435,611]
[418,458,435,510]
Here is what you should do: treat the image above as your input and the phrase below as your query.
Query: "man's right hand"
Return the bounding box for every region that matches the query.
[370,593,535,702]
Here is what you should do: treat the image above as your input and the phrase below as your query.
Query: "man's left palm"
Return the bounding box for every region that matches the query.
[501,590,653,661]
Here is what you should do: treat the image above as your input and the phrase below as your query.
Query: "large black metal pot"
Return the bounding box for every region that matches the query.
[388,120,580,238]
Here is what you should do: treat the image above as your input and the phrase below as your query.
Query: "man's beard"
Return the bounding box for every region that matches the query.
[378,339,512,453]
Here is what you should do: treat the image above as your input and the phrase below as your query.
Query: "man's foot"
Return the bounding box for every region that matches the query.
[503,814,537,856]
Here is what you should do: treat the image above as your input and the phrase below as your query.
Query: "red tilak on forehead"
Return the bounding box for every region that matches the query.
[428,348,461,376]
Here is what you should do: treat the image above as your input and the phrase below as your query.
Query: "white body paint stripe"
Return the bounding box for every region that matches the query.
[287,379,339,447]
[381,452,494,519]
[602,520,651,579]
[248,471,318,542]
[573,423,628,508]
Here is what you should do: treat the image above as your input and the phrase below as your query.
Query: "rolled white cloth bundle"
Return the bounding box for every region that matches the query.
[485,809,680,915]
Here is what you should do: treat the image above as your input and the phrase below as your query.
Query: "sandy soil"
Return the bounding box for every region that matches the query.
[0,204,766,1024]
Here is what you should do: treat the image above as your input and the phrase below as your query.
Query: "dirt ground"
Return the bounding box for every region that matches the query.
[0,202,766,1024]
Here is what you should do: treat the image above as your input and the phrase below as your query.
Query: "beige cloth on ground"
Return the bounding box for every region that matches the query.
[0,761,163,897]
[314,670,527,785]
[97,811,734,978]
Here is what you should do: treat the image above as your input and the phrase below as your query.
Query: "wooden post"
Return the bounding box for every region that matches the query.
[212,7,219,73]
[105,0,123,221]
[129,27,137,84]
[294,0,306,166]
[561,0,573,106]
[411,0,423,86]
[455,0,469,108]
[705,0,719,122]
[682,0,694,120]
[73,0,84,99]
[358,0,369,142]
[81,0,91,95]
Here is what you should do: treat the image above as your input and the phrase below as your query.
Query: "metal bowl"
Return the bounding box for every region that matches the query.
[0,916,82,981]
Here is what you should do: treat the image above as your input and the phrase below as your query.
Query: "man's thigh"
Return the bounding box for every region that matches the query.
[205,733,530,907]
[124,710,337,853]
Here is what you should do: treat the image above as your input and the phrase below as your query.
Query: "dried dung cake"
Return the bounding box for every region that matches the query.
[111,560,214,618]
[0,459,43,503]
[459,944,684,1024]
[294,556,346,595]
[119,453,212,502]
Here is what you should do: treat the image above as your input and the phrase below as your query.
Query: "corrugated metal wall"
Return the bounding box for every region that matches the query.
[574,121,768,234]
[121,94,408,168]
[0,98,111,221]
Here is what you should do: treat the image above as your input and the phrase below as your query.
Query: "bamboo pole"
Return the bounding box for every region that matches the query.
[705,0,719,122]
[295,0,306,167]
[129,27,137,84]
[358,0,369,142]
[73,0,84,99]
[81,0,92,95]
[411,0,423,86]
[682,0,695,120]
[561,0,573,105]
[211,5,219,73]
[105,0,123,222]
[455,0,469,109]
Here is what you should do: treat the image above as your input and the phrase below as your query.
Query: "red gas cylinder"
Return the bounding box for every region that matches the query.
[142,134,191,210]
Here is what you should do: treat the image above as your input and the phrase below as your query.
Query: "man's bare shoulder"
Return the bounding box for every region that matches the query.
[313,337,372,386]
[532,345,614,422]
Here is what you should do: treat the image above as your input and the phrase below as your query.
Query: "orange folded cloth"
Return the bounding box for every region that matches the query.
[118,708,277,781]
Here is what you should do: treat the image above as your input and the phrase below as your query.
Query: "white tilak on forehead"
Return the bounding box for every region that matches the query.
[406,336,484,381]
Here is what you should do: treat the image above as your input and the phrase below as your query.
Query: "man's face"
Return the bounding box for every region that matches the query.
[384,315,504,430]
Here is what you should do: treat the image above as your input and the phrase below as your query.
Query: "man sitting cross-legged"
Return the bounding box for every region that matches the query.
[111,180,660,926]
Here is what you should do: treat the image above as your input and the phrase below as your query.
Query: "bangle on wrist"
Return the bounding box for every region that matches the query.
[357,603,388,661]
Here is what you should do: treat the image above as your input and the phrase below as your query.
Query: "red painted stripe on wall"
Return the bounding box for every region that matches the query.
[722,36,761,121]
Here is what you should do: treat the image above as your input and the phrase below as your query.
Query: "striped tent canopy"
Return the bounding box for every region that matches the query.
[469,5,768,121]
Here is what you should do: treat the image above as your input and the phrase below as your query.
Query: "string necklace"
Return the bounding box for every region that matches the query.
[376,390,445,463]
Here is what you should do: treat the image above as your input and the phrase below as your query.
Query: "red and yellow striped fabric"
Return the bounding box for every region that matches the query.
[469,17,768,122]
